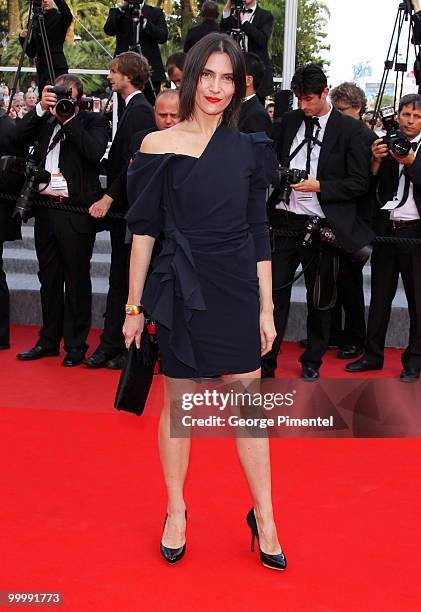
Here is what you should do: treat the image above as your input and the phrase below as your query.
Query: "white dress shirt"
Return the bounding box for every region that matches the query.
[124,90,142,106]
[278,105,333,217]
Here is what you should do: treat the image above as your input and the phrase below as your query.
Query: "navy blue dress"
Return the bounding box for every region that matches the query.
[126,124,277,378]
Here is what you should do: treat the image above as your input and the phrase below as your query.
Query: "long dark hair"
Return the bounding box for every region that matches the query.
[179,33,246,128]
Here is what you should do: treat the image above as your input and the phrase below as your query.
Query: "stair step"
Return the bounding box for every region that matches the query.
[3,248,111,277]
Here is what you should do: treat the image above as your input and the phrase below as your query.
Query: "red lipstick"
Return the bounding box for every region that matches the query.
[205,96,222,104]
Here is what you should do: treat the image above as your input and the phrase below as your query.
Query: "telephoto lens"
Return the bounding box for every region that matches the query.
[49,86,75,121]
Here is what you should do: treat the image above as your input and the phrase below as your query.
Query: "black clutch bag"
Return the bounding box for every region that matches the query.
[114,325,159,416]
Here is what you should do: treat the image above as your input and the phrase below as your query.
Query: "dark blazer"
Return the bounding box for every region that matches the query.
[270,107,375,253]
[19,0,73,90]
[372,144,421,235]
[106,92,156,212]
[14,107,109,232]
[0,111,27,242]
[104,4,168,82]
[129,126,157,157]
[183,19,219,52]
[238,95,272,136]
[221,6,274,97]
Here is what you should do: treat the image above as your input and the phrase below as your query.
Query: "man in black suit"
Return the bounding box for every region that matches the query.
[220,0,274,101]
[239,52,272,136]
[184,1,219,52]
[104,1,168,106]
[19,0,73,93]
[84,52,156,370]
[327,82,378,361]
[14,75,109,366]
[347,94,421,382]
[0,110,28,349]
[261,64,373,380]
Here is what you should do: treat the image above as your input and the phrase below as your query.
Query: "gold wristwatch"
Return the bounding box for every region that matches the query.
[125,304,144,316]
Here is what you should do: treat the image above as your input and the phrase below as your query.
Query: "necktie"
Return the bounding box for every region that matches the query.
[411,141,419,151]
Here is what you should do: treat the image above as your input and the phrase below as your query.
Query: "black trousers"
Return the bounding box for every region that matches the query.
[365,222,421,369]
[336,254,366,348]
[34,208,95,351]
[261,211,336,376]
[0,243,10,347]
[98,220,130,354]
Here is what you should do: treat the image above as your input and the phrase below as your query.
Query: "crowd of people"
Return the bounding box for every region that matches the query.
[1,0,421,386]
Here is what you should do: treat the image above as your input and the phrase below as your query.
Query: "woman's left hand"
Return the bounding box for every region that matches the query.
[260,310,276,356]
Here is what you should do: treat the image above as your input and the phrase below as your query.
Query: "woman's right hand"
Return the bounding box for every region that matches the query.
[123,313,144,349]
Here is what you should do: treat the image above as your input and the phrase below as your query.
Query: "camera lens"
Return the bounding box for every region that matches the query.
[391,137,411,157]
[56,98,75,119]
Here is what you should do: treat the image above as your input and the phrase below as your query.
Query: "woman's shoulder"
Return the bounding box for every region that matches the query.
[140,124,186,155]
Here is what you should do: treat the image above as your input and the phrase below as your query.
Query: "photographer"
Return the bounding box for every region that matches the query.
[327,82,378,360]
[347,94,421,382]
[0,109,28,350]
[261,64,373,381]
[84,52,155,370]
[13,75,109,366]
[19,0,73,93]
[220,0,274,101]
[104,1,168,106]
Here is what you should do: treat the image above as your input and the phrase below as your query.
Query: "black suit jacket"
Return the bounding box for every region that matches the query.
[0,112,28,242]
[221,6,274,97]
[14,108,109,232]
[238,95,272,136]
[19,0,73,89]
[271,108,374,253]
[104,4,168,82]
[106,92,156,212]
[372,144,421,236]
[183,19,219,52]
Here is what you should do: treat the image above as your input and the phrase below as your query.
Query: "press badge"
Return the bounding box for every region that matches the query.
[50,173,67,190]
[381,198,401,210]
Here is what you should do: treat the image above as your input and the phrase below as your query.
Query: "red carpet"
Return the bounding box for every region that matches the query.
[1,325,420,611]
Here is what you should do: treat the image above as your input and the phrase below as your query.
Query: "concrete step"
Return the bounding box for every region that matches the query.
[3,247,111,277]
[17,226,112,254]
[8,273,108,329]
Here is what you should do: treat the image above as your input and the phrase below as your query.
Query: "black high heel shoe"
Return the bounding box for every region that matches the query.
[160,511,187,564]
[246,508,287,571]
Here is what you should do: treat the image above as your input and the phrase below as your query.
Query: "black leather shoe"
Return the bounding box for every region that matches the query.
[246,508,286,571]
[399,367,420,383]
[63,348,86,367]
[160,512,187,565]
[345,357,383,373]
[83,349,118,368]
[337,345,364,360]
[301,365,320,381]
[106,352,127,370]
[17,345,59,361]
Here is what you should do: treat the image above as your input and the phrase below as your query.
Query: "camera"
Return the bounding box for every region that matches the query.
[276,166,308,205]
[303,216,372,266]
[380,106,412,157]
[232,0,245,9]
[31,0,43,14]
[48,85,75,121]
[0,155,51,222]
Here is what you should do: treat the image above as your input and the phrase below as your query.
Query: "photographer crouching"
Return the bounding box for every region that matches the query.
[11,75,109,366]
[261,64,374,381]
[346,94,421,382]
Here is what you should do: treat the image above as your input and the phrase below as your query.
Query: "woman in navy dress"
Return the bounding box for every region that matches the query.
[123,33,286,570]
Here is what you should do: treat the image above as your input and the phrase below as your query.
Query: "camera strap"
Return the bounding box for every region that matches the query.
[287,117,322,174]
[38,125,65,168]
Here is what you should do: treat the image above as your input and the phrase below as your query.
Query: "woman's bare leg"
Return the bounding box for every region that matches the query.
[224,368,282,555]
[158,376,190,548]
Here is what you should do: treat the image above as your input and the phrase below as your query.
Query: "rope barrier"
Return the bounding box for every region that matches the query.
[2,191,421,244]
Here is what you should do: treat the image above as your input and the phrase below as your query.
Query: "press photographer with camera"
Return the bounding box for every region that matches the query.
[104,0,168,106]
[261,64,374,381]
[346,94,421,382]
[0,110,28,350]
[220,0,274,102]
[11,75,109,366]
[238,52,272,136]
[19,0,73,94]
[84,52,156,370]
